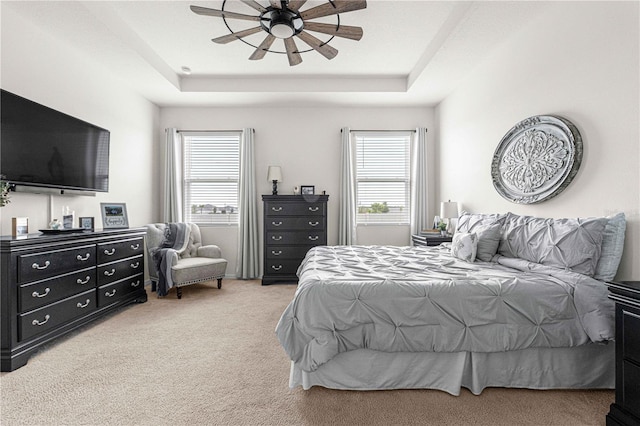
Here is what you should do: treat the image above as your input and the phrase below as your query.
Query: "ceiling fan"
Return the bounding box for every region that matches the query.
[190,0,367,66]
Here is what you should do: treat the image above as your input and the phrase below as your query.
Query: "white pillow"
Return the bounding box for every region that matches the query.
[594,212,626,281]
[451,232,478,263]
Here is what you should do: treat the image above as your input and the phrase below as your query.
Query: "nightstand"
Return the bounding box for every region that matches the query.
[411,233,452,247]
[606,280,640,426]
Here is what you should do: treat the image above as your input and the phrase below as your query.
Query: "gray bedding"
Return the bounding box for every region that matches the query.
[275,244,614,373]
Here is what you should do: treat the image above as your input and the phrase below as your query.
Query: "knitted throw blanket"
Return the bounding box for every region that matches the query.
[151,223,191,297]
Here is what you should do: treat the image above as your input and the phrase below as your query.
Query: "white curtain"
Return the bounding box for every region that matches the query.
[410,127,429,241]
[236,128,259,279]
[338,127,357,245]
[162,128,182,222]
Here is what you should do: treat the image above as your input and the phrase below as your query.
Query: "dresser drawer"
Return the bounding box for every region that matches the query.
[97,274,144,307]
[264,259,304,276]
[265,246,316,259]
[623,359,640,418]
[623,308,640,364]
[97,237,144,264]
[18,245,96,283]
[19,289,97,341]
[18,268,96,312]
[265,217,325,231]
[97,256,144,286]
[266,231,326,246]
[265,202,326,217]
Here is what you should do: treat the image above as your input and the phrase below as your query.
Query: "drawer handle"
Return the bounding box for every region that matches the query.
[271,206,283,212]
[77,276,91,285]
[130,262,140,269]
[130,243,140,250]
[104,269,116,276]
[271,235,282,241]
[76,299,91,309]
[271,250,282,256]
[308,206,319,212]
[104,248,116,256]
[32,261,50,270]
[309,221,319,227]
[105,289,117,297]
[32,314,50,326]
[131,280,141,288]
[32,288,51,298]
[271,265,282,271]
[76,253,91,261]
[272,221,282,227]
[308,236,319,241]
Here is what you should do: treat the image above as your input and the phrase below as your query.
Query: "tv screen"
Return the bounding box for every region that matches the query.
[0,89,110,193]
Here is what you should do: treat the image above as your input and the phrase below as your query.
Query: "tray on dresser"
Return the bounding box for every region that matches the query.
[39,228,89,234]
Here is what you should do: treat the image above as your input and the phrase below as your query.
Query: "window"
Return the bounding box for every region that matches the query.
[354,131,412,224]
[182,132,240,224]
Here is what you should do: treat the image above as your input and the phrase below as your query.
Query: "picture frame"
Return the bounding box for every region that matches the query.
[79,216,95,231]
[100,203,129,229]
[11,217,29,237]
[300,185,315,195]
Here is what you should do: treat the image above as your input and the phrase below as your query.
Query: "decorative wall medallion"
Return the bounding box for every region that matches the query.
[491,115,582,204]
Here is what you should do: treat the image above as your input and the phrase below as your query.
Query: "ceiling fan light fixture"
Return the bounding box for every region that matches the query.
[270,22,294,39]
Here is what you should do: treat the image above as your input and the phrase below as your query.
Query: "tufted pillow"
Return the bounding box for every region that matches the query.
[456,212,506,262]
[498,213,608,276]
[451,232,478,262]
[594,212,626,281]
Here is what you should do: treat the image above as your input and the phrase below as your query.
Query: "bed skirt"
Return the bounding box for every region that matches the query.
[289,343,615,395]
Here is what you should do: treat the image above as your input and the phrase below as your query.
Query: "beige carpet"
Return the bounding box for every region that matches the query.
[1,280,613,425]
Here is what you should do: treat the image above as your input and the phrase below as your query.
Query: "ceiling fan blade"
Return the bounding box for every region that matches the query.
[239,0,268,13]
[269,0,282,9]
[190,5,262,22]
[287,0,307,12]
[284,37,303,66]
[299,0,367,20]
[303,22,363,40]
[249,34,277,60]
[212,27,263,44]
[296,31,338,60]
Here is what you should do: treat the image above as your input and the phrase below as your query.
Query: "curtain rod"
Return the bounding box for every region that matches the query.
[174,129,254,133]
[341,129,421,133]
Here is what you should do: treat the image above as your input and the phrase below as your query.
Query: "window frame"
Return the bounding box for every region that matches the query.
[352,131,413,226]
[181,131,241,226]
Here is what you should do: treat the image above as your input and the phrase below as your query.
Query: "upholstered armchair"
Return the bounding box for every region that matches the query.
[146,223,228,299]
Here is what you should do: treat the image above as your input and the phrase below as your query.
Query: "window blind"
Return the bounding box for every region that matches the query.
[354,132,411,224]
[182,132,240,224]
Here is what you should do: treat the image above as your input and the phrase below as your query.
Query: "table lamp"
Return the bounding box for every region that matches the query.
[267,166,282,195]
[440,200,459,235]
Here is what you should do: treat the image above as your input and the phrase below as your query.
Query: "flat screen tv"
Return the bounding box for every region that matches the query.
[0,89,110,193]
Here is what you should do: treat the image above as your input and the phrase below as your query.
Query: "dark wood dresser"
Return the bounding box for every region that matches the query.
[1,228,147,371]
[606,280,640,426]
[262,195,328,285]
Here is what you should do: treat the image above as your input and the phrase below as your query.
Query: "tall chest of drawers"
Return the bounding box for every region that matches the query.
[1,228,147,371]
[607,281,640,426]
[262,195,328,285]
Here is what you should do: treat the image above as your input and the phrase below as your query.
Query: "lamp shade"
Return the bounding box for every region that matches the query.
[267,166,282,182]
[440,201,459,219]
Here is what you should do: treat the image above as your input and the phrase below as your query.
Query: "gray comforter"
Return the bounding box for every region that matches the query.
[275,245,614,372]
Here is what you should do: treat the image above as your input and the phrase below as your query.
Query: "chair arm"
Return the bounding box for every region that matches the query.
[197,245,222,259]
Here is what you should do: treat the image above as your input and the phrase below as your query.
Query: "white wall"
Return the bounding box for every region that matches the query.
[0,6,159,234]
[160,106,434,276]
[436,2,639,279]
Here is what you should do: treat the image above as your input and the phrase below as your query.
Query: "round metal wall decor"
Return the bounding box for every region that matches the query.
[491,115,582,204]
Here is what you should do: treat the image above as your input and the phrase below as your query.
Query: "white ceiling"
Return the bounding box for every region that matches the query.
[4,0,547,108]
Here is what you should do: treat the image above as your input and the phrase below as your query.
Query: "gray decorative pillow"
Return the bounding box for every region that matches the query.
[456,212,506,262]
[594,212,626,281]
[451,232,478,263]
[498,213,608,277]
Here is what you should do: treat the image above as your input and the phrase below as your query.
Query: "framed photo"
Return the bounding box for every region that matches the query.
[79,216,95,231]
[300,185,315,195]
[100,203,129,229]
[11,217,29,237]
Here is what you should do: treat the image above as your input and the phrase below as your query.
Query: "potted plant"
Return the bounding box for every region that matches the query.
[437,220,448,236]
[0,175,11,207]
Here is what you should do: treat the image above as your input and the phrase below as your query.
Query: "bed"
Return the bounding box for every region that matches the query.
[275,212,626,395]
